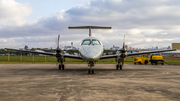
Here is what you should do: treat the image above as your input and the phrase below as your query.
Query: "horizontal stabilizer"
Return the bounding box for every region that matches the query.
[68,26,111,29]
[69,26,111,36]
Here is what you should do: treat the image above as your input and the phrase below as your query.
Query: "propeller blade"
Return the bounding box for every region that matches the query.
[123,35,125,51]
[119,35,126,54]
[57,34,60,49]
[55,34,61,53]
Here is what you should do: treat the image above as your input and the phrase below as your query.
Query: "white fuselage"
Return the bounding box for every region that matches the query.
[79,37,104,61]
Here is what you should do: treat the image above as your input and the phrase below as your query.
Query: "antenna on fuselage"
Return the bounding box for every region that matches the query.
[68,26,111,37]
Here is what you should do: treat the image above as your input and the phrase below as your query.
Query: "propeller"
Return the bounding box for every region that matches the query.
[122,35,126,53]
[55,34,62,59]
[119,35,126,65]
[55,34,61,66]
[56,34,61,54]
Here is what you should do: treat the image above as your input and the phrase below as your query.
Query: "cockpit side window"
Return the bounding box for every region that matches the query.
[92,39,100,45]
[81,39,91,45]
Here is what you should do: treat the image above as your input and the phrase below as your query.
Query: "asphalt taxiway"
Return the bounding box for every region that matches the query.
[0,64,180,101]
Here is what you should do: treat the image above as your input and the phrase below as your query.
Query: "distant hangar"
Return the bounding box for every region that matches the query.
[172,43,180,50]
[161,43,180,56]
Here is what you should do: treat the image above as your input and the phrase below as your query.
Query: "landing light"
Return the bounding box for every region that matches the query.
[56,54,61,57]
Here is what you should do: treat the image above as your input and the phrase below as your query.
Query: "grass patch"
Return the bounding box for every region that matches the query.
[163,56,180,65]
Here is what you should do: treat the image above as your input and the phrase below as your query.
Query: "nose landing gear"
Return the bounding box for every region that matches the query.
[88,62,95,74]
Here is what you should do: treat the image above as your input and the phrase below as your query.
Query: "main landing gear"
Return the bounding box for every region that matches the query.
[59,61,64,70]
[88,62,94,74]
[116,62,122,70]
[59,64,64,70]
[116,64,122,70]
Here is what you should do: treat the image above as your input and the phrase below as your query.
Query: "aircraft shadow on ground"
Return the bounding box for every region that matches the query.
[16,68,157,72]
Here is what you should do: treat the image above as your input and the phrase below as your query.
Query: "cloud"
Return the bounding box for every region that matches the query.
[0,0,32,26]
[0,0,180,49]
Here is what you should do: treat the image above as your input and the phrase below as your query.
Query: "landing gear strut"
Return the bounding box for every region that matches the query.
[59,61,64,70]
[88,62,94,74]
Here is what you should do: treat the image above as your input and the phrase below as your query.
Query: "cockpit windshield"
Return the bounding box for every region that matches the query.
[92,39,100,45]
[81,39,101,45]
[81,39,91,45]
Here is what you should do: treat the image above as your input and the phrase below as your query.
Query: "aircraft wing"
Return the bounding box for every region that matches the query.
[126,49,176,56]
[100,55,118,60]
[63,54,83,60]
[5,48,83,60]
[100,49,176,59]
[5,48,55,56]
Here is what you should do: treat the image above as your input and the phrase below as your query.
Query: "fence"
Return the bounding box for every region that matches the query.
[0,53,56,62]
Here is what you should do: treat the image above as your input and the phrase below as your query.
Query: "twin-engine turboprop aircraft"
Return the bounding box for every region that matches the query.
[5,26,176,74]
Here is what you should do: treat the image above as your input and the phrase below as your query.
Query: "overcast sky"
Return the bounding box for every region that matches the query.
[0,0,180,49]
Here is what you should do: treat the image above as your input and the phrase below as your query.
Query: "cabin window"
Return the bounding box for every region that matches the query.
[92,39,100,45]
[81,39,91,45]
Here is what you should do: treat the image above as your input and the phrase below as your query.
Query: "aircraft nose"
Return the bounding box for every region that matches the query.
[81,46,103,61]
[86,51,100,59]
